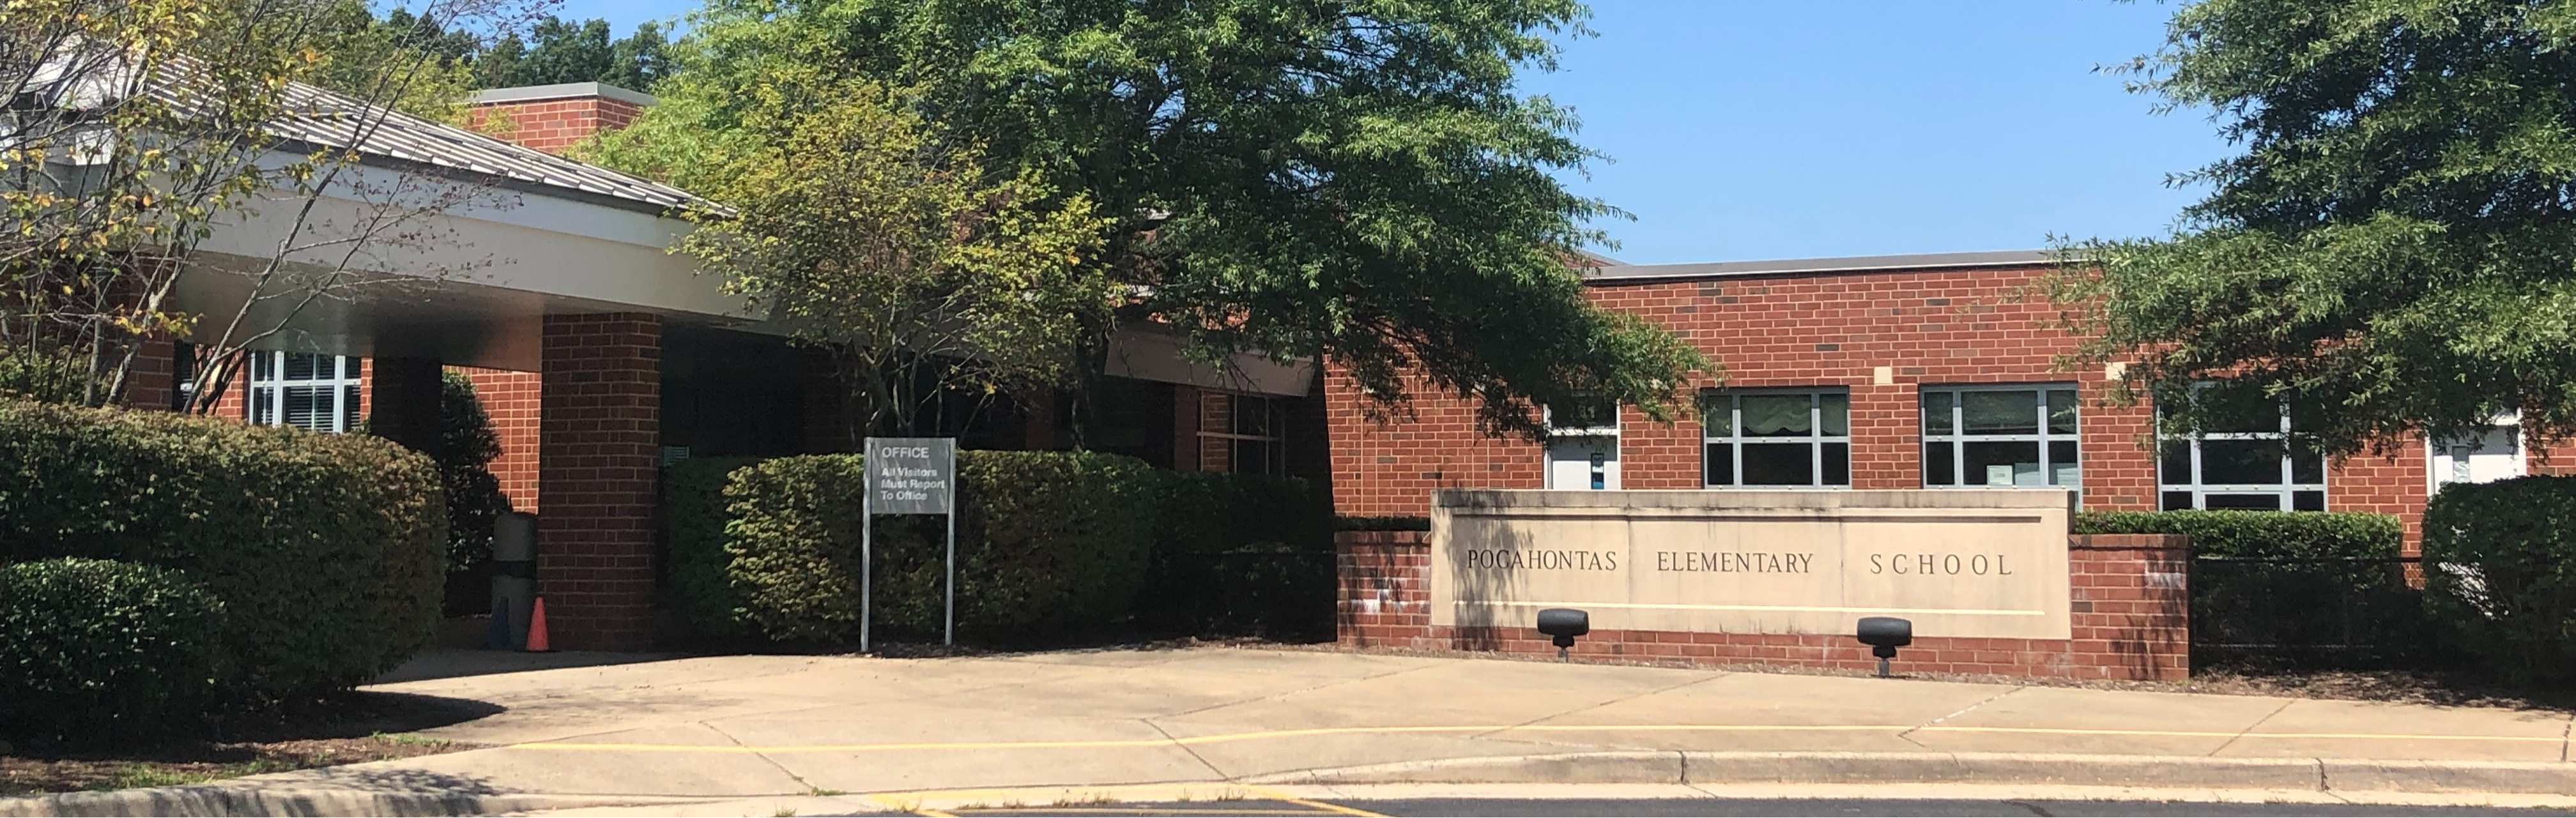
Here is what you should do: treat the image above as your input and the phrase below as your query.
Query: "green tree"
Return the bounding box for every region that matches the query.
[476,15,673,91]
[606,72,1114,438]
[597,0,1708,440]
[1,0,541,409]
[2051,0,2576,453]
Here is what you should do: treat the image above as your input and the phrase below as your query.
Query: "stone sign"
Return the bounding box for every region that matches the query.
[866,437,954,515]
[1429,489,2074,640]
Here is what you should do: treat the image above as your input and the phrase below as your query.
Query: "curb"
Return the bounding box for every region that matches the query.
[1244,751,2576,796]
[0,787,677,818]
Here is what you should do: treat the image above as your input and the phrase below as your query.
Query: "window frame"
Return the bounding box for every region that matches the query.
[2157,390,2327,511]
[1700,388,1851,489]
[245,351,361,433]
[1197,391,1287,476]
[1919,384,2082,490]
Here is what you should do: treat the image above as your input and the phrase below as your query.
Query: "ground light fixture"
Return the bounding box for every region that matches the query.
[1856,616,1912,678]
[1536,607,1590,662]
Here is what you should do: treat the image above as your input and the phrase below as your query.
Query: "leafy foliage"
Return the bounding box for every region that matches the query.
[2051,0,2576,453]
[592,73,1113,437]
[603,0,1709,439]
[473,17,676,91]
[2074,510,2401,559]
[659,455,763,639]
[1138,472,1337,638]
[2422,476,2576,683]
[677,451,1162,644]
[0,400,447,700]
[0,558,226,747]
[425,370,509,614]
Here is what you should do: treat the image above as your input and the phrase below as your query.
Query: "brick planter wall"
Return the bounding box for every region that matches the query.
[1337,530,2189,681]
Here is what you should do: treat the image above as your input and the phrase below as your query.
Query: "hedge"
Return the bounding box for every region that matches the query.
[0,558,226,746]
[2077,510,2424,667]
[2423,476,2576,683]
[661,455,764,639]
[0,400,447,700]
[2073,510,2401,558]
[1139,472,1336,638]
[717,451,1160,643]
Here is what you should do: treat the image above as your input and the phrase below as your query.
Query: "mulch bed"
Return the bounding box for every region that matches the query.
[1,690,494,796]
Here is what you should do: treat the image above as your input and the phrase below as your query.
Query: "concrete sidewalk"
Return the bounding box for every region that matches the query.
[12,646,2575,815]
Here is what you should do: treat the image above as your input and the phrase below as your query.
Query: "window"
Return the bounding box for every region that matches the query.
[2158,390,2324,511]
[1545,397,1620,490]
[1198,391,1285,476]
[2430,414,2524,494]
[246,351,360,433]
[1922,386,2080,490]
[1701,389,1849,487]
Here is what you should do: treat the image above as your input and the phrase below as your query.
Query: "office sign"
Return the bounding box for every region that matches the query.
[868,437,954,515]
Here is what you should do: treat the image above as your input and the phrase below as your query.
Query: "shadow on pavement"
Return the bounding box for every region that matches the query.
[369,648,683,685]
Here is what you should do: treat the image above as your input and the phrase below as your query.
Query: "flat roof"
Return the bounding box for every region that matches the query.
[472,82,659,107]
[1584,250,2053,283]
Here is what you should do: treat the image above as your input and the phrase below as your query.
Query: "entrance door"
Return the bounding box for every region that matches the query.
[1545,435,1620,490]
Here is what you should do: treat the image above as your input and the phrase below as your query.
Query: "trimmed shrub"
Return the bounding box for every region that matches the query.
[431,370,510,616]
[1334,515,1431,531]
[1,558,226,746]
[2422,476,2576,683]
[1139,471,1335,637]
[2078,510,2423,667]
[0,400,447,701]
[723,450,1160,643]
[2074,510,2401,558]
[661,456,764,639]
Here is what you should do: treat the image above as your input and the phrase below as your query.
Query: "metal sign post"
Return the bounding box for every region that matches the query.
[861,437,958,652]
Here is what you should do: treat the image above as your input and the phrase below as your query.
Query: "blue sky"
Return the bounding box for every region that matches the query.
[554,0,2227,265]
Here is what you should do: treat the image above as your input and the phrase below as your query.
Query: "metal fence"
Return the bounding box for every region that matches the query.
[2189,555,2443,667]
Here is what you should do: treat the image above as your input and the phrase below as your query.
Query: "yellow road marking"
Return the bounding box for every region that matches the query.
[506,723,2566,754]
[1242,786,1392,818]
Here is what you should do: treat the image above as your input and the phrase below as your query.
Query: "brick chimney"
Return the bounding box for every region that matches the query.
[468,82,654,154]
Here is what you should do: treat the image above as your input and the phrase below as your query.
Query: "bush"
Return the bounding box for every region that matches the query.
[2073,510,2401,558]
[1138,471,1335,638]
[1334,515,1430,531]
[0,400,447,701]
[430,370,510,616]
[0,558,226,746]
[2422,476,2576,684]
[721,450,1160,643]
[2078,510,2424,668]
[661,456,764,639]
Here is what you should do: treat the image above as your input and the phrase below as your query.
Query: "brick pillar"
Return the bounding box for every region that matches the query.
[368,357,445,453]
[537,313,661,650]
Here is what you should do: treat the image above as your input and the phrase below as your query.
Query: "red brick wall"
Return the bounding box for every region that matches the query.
[1338,531,2189,681]
[466,95,647,154]
[1326,262,2441,549]
[535,313,661,650]
[456,366,542,511]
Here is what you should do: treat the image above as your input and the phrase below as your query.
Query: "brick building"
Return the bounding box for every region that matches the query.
[1325,251,2563,549]
[126,81,1323,650]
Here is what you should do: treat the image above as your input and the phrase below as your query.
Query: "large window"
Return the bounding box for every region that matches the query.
[247,351,360,433]
[1922,386,2080,489]
[1702,390,1849,487]
[2158,392,2324,511]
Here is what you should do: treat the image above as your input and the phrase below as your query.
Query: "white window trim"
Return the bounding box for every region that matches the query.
[247,351,360,433]
[2426,413,2526,496]
[1543,402,1621,437]
[1920,384,2082,490]
[1701,388,1851,489]
[2158,398,2327,511]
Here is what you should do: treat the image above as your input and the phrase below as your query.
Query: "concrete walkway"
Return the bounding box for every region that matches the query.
[15,646,2574,815]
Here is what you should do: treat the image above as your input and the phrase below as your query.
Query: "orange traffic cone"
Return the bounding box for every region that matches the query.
[524,596,553,653]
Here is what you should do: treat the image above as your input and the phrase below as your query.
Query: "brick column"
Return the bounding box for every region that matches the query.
[368,357,445,453]
[1335,530,1433,649]
[537,313,661,650]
